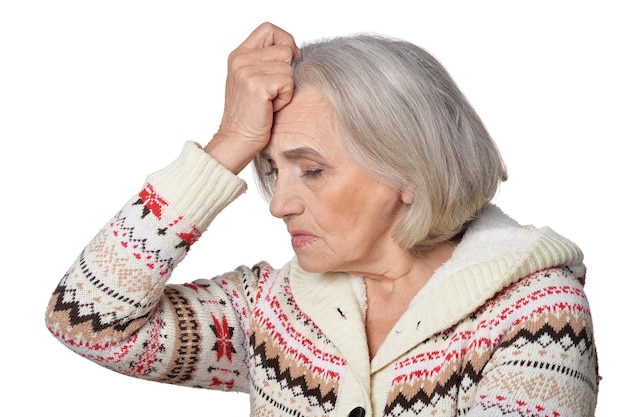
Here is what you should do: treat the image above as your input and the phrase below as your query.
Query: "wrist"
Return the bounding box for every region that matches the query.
[203,134,259,174]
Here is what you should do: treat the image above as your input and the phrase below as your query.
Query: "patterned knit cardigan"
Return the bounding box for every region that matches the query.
[45,142,599,416]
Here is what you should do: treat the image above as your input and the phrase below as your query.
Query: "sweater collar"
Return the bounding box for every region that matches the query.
[288,261,372,400]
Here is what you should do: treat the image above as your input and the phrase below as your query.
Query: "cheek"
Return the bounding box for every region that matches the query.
[314,184,400,238]
[305,187,358,236]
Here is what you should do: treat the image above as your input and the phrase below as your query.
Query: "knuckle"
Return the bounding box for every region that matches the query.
[228,50,249,70]
[258,21,274,31]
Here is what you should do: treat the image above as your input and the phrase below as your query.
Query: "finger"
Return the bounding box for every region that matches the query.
[236,64,294,101]
[240,22,300,58]
[272,87,295,112]
[230,45,297,72]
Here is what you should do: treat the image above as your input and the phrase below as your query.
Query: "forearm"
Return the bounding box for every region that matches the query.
[45,141,247,361]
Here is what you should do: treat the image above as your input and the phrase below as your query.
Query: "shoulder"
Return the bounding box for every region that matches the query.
[479,267,594,349]
[491,267,589,311]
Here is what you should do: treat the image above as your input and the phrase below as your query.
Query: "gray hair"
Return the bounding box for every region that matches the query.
[254,34,507,254]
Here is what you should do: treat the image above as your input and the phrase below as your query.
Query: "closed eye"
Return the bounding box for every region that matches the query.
[302,168,323,178]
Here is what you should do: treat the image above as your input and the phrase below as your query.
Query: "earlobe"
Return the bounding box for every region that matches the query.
[401,190,414,205]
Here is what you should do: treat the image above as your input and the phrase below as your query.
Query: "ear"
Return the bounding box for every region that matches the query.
[401,189,414,205]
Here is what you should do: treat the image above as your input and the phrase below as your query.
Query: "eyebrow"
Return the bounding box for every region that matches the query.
[260,147,324,161]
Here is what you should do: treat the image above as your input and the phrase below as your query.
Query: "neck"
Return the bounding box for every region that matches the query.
[361,240,457,359]
[358,240,457,295]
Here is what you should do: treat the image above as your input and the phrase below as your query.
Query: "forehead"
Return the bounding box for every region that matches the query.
[265,88,342,158]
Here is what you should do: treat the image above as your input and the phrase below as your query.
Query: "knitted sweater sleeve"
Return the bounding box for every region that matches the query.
[44,141,256,392]
[466,268,599,417]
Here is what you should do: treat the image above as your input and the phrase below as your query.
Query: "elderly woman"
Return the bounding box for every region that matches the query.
[45,23,599,416]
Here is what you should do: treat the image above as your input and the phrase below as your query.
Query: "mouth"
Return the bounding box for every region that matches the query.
[289,230,320,248]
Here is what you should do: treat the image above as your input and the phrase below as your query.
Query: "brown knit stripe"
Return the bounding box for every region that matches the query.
[501,308,594,346]
[46,284,150,343]
[159,286,202,384]
[249,328,340,411]
[387,345,490,401]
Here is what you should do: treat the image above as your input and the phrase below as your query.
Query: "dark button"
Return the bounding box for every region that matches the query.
[348,407,366,417]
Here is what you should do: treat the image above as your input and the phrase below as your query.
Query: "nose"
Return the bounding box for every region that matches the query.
[269,174,304,219]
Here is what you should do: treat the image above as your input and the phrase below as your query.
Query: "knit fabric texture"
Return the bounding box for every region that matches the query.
[45,142,599,416]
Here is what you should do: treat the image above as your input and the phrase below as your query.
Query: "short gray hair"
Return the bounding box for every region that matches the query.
[254,34,507,254]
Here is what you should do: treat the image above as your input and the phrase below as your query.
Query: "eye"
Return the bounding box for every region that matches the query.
[302,168,323,178]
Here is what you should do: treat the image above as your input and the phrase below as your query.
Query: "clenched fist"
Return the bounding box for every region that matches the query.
[204,22,300,174]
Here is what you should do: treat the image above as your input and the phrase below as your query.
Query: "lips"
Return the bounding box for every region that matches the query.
[289,230,319,248]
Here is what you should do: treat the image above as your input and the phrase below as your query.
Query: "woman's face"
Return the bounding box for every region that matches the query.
[263,88,408,274]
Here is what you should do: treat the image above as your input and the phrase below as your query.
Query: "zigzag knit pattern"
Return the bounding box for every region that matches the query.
[248,265,346,414]
[46,183,598,416]
[382,269,597,416]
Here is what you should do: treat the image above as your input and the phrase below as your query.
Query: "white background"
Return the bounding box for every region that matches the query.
[1,1,622,415]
